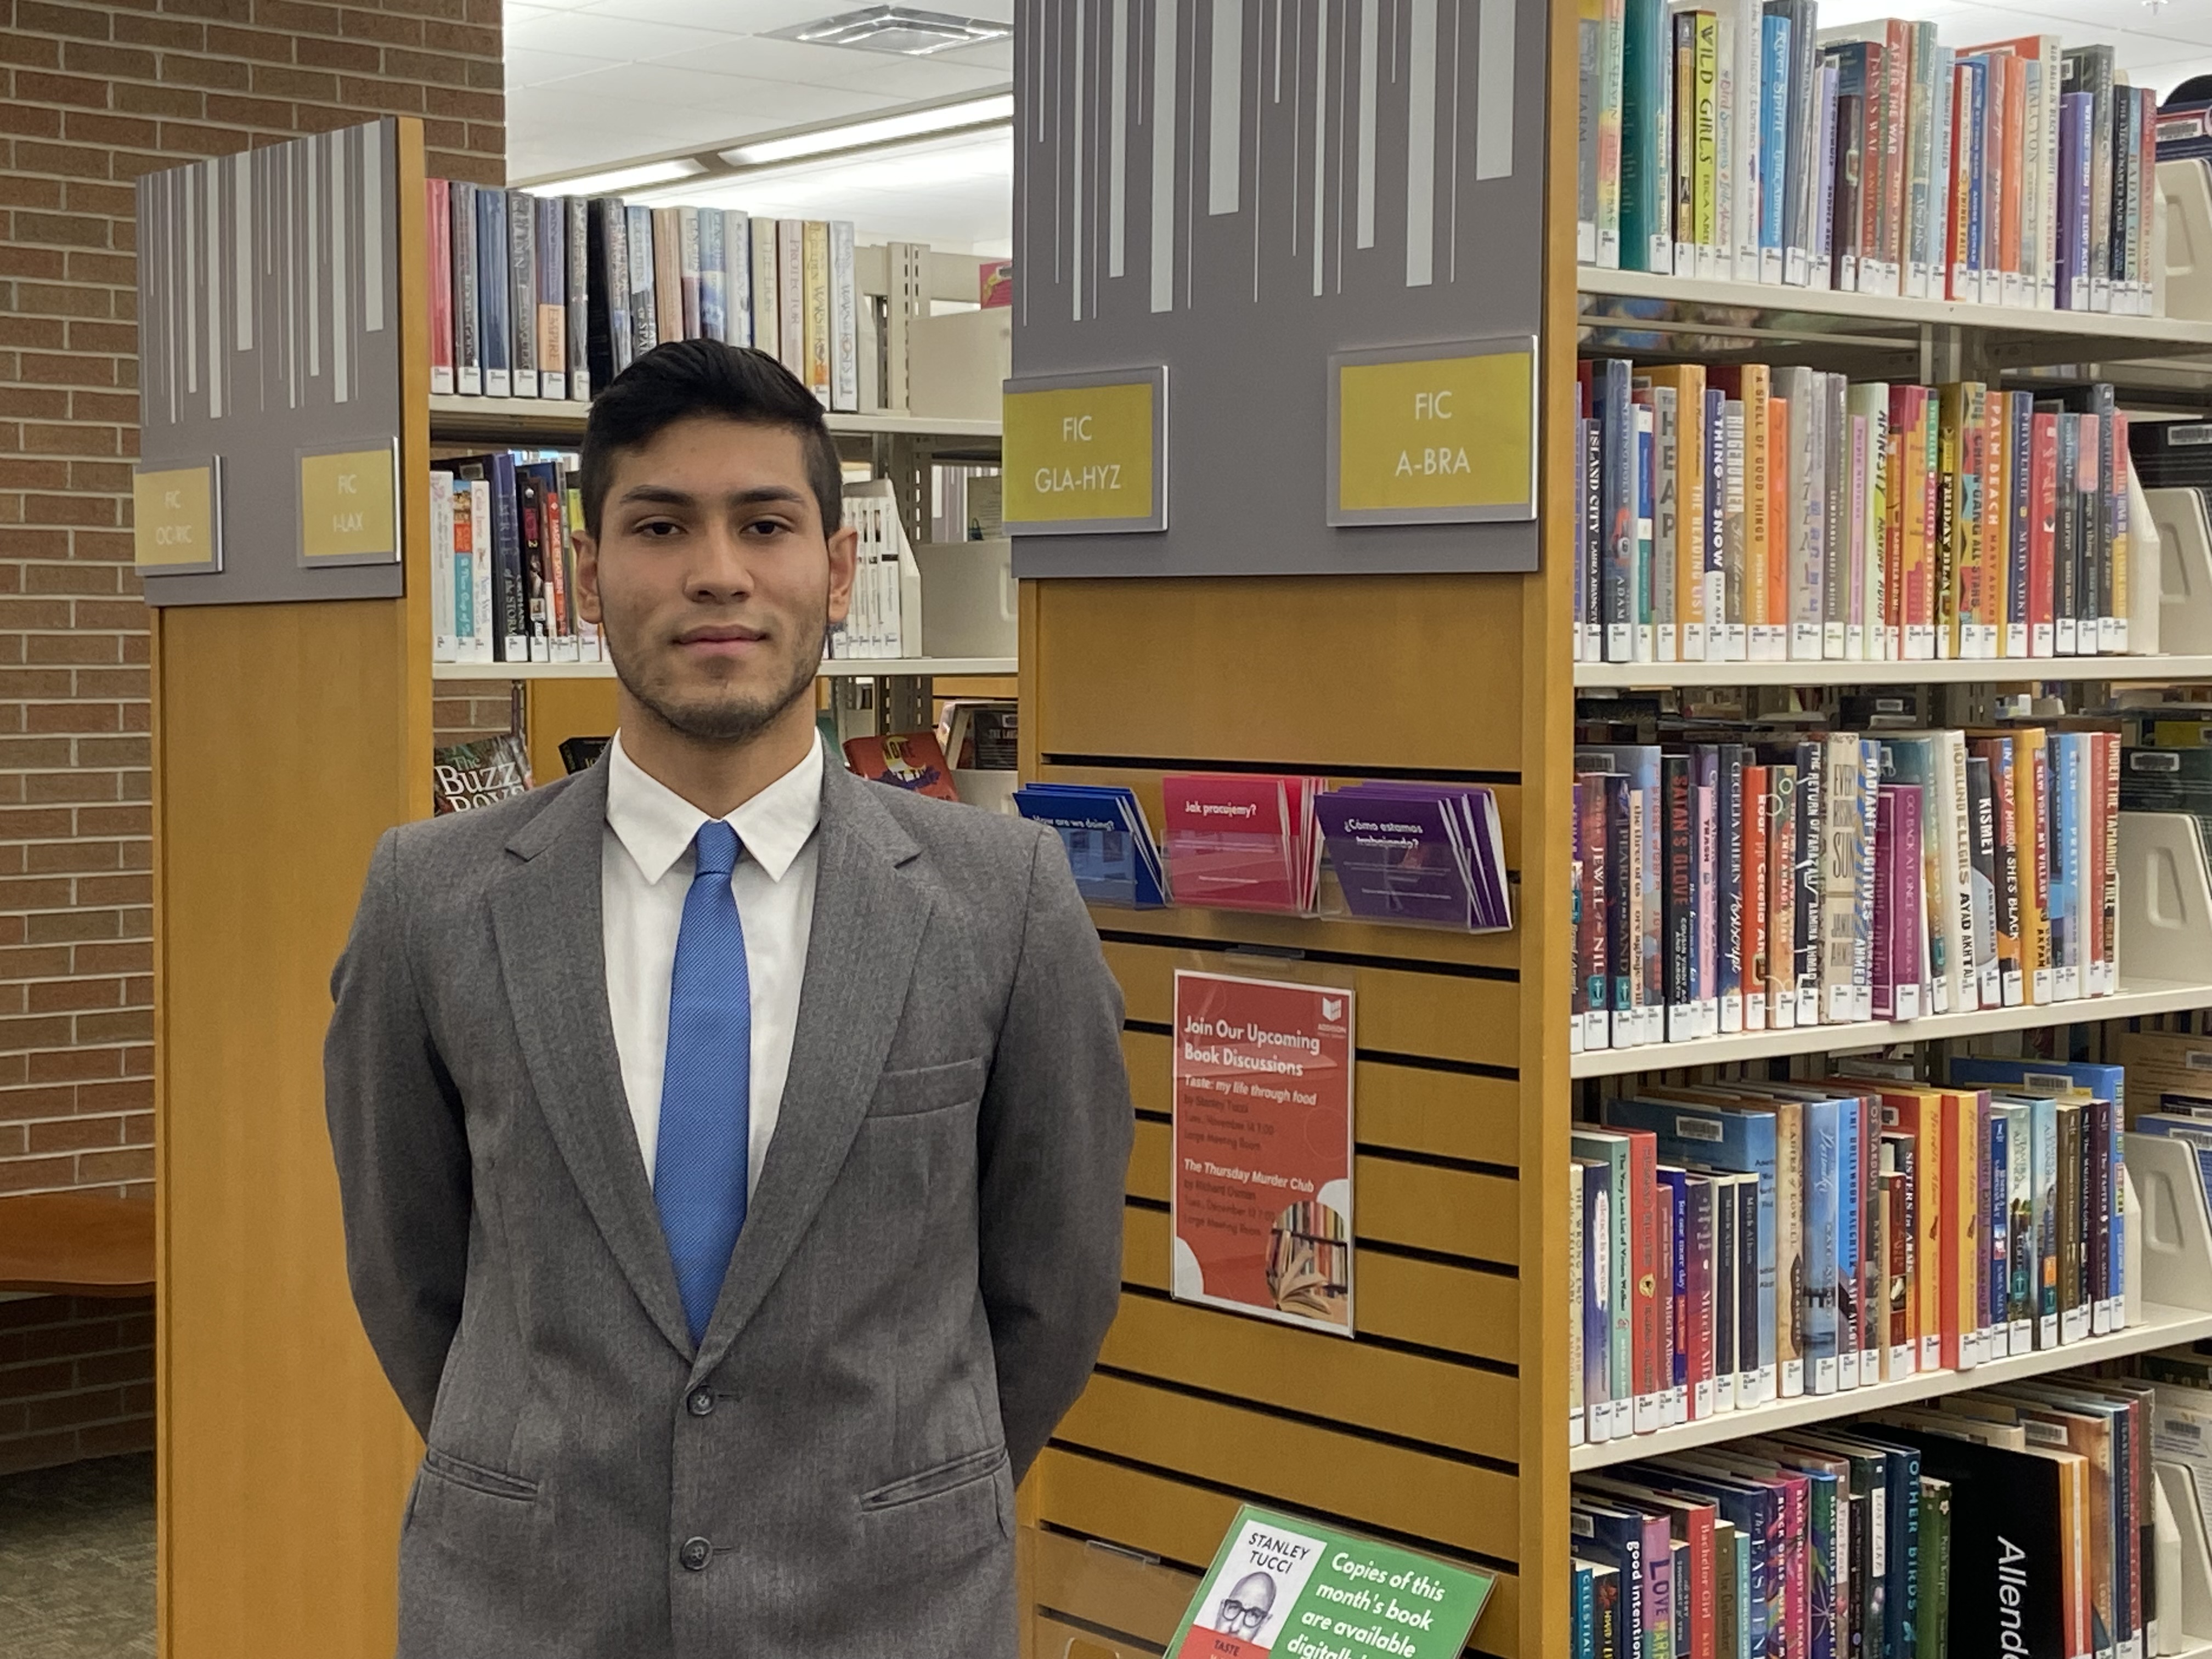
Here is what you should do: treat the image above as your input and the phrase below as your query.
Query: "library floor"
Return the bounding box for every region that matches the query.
[0,1453,156,1657]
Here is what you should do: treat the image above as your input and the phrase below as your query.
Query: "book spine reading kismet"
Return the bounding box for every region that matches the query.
[426,181,864,410]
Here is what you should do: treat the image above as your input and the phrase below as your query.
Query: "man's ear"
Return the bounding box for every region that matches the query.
[826,522,857,626]
[574,527,602,625]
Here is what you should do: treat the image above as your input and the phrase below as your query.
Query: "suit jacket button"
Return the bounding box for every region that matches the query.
[686,1387,715,1418]
[680,1537,711,1572]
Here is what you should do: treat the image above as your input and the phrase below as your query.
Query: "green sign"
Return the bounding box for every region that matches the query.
[1167,1505,1496,1659]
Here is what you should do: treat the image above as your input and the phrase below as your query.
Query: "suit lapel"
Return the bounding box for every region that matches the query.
[693,767,929,1376]
[489,763,693,1358]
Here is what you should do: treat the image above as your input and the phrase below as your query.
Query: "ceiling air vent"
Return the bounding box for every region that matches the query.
[770,7,1012,57]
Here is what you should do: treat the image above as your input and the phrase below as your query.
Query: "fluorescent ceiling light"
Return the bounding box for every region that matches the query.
[675,129,1014,199]
[719,94,1013,167]
[522,157,705,197]
[770,7,1012,56]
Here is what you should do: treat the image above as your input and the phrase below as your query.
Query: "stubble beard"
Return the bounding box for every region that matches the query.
[606,614,827,745]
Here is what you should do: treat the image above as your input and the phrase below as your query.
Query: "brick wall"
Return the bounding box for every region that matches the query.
[432,676,514,746]
[0,0,504,1473]
[0,1292,153,1474]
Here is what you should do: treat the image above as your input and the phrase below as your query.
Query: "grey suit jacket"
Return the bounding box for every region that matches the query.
[323,758,1131,1659]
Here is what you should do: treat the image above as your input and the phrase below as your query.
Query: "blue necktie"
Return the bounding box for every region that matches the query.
[653,819,751,1346]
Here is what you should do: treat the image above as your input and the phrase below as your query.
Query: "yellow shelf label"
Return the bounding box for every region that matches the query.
[1002,374,1163,532]
[1331,343,1536,524]
[133,465,218,573]
[299,447,397,565]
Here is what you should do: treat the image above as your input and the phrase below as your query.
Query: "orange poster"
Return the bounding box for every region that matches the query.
[1171,971,1355,1335]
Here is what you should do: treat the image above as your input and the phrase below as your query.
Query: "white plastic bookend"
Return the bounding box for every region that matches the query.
[2125,1132,2212,1313]
[2148,488,2212,658]
[2162,160,2212,324]
[2157,1461,2212,1649]
[2120,813,2212,986]
[2134,465,2165,657]
[2129,1161,2146,1328]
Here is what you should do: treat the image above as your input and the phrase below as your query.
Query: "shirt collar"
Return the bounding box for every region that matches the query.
[605,729,824,886]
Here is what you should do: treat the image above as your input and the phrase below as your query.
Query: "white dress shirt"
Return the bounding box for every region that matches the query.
[601,730,823,1197]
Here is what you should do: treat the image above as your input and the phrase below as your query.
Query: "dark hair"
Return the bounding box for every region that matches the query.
[579,340,844,538]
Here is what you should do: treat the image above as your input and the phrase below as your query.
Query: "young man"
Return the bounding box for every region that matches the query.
[324,341,1132,1658]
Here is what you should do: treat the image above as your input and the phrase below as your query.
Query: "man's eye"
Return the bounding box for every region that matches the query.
[635,520,682,537]
[743,518,791,538]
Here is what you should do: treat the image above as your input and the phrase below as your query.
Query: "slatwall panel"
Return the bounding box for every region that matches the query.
[1020,571,1550,1659]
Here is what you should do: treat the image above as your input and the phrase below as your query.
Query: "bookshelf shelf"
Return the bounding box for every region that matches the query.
[1574,654,2212,690]
[433,656,1017,681]
[426,392,1002,446]
[1570,977,2212,1080]
[1578,268,2212,369]
[1570,1300,2212,1473]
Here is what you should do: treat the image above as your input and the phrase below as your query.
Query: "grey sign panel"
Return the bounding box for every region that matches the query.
[136,119,404,606]
[1011,0,1547,579]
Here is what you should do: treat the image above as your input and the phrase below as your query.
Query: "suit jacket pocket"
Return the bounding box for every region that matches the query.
[856,1446,1011,1578]
[420,1446,540,1503]
[405,1447,551,1589]
[867,1056,987,1118]
[860,1443,1006,1511]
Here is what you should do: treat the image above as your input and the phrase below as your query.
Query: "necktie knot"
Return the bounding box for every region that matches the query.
[693,819,740,881]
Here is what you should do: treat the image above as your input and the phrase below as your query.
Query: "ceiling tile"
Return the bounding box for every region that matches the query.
[654,34,1011,98]
[505,46,618,87]
[506,8,742,60]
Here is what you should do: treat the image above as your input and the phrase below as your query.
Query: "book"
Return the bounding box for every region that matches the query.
[564,195,589,400]
[627,202,657,354]
[534,191,566,400]
[752,215,781,359]
[507,190,537,398]
[841,731,958,802]
[427,178,454,396]
[476,185,510,397]
[802,218,833,405]
[776,219,806,380]
[432,734,531,814]
[831,219,859,412]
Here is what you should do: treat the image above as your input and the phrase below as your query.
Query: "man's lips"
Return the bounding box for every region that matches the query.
[675,625,767,654]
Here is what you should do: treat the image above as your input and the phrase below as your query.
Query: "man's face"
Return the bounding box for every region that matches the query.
[575,414,855,742]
